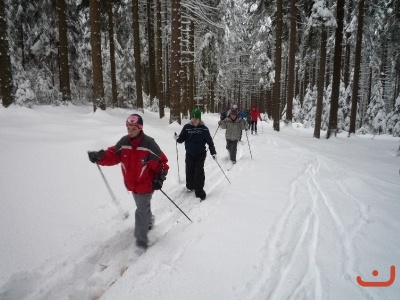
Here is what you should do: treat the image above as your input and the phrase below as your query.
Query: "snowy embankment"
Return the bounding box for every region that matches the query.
[0,105,399,299]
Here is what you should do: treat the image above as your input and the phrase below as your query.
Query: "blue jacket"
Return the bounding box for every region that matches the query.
[176,121,216,157]
[238,111,246,119]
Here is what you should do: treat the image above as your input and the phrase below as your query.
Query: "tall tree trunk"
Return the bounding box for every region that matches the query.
[188,17,195,115]
[380,38,388,104]
[156,0,164,118]
[165,38,170,107]
[89,0,105,111]
[394,74,399,106]
[362,66,373,127]
[349,0,365,135]
[169,0,181,124]
[273,0,283,131]
[147,0,156,105]
[180,4,188,117]
[314,28,327,139]
[266,88,272,117]
[56,0,71,102]
[0,0,13,107]
[164,0,170,108]
[281,58,288,116]
[107,0,118,107]
[132,0,143,111]
[285,0,297,124]
[325,46,331,88]
[210,80,215,113]
[327,0,345,138]
[343,0,353,89]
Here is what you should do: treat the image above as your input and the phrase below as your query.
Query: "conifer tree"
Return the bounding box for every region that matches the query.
[327,0,345,138]
[359,81,386,134]
[89,0,105,111]
[132,0,143,111]
[386,95,400,136]
[0,0,13,107]
[107,0,118,107]
[169,0,182,124]
[349,0,365,135]
[57,0,71,103]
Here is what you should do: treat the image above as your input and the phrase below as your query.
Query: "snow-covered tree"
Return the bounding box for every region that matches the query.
[337,81,350,132]
[14,75,36,108]
[321,83,332,131]
[358,80,386,134]
[292,96,302,123]
[386,95,400,136]
[34,70,59,105]
[302,84,317,128]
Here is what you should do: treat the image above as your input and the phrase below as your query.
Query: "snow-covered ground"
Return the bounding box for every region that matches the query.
[0,104,399,300]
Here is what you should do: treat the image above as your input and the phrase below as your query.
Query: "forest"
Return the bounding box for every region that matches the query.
[0,0,399,137]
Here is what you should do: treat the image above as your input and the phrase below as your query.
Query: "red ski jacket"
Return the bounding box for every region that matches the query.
[250,106,262,122]
[97,131,169,194]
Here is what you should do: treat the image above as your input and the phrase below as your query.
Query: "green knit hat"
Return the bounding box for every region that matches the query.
[191,108,201,121]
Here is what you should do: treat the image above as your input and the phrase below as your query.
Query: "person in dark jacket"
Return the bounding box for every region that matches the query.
[174,108,216,201]
[88,114,169,249]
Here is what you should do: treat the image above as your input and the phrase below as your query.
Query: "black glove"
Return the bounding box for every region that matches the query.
[88,150,105,163]
[152,174,166,190]
[220,112,226,120]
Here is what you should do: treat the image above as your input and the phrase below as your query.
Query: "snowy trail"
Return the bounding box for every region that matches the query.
[238,131,376,299]
[1,108,399,300]
[0,139,233,300]
[240,135,322,299]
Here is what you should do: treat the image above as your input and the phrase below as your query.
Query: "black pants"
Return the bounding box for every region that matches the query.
[251,121,258,132]
[185,152,206,196]
[226,139,238,162]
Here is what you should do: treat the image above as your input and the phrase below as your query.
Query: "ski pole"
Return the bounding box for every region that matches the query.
[245,130,253,159]
[212,124,220,139]
[214,158,231,184]
[96,163,130,219]
[160,189,193,223]
[175,132,180,182]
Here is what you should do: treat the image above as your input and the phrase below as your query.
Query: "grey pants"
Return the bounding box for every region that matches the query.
[133,192,153,244]
[226,139,238,162]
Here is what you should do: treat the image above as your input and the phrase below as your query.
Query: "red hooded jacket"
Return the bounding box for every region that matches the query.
[250,105,262,122]
[97,131,169,194]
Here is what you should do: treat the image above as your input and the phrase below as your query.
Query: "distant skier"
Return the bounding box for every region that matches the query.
[218,107,247,164]
[236,109,247,142]
[250,104,262,135]
[244,108,252,129]
[226,104,238,117]
[88,114,169,249]
[174,108,216,201]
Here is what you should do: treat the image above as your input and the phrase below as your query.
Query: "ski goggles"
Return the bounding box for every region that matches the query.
[126,115,143,129]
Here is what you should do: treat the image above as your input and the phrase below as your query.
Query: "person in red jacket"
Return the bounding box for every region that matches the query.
[88,114,169,249]
[250,104,262,135]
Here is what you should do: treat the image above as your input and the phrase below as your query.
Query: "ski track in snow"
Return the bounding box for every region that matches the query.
[98,135,250,299]
[1,119,396,300]
[238,133,374,300]
[0,135,234,300]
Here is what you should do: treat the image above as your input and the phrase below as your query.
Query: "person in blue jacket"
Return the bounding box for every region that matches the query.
[174,108,216,201]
